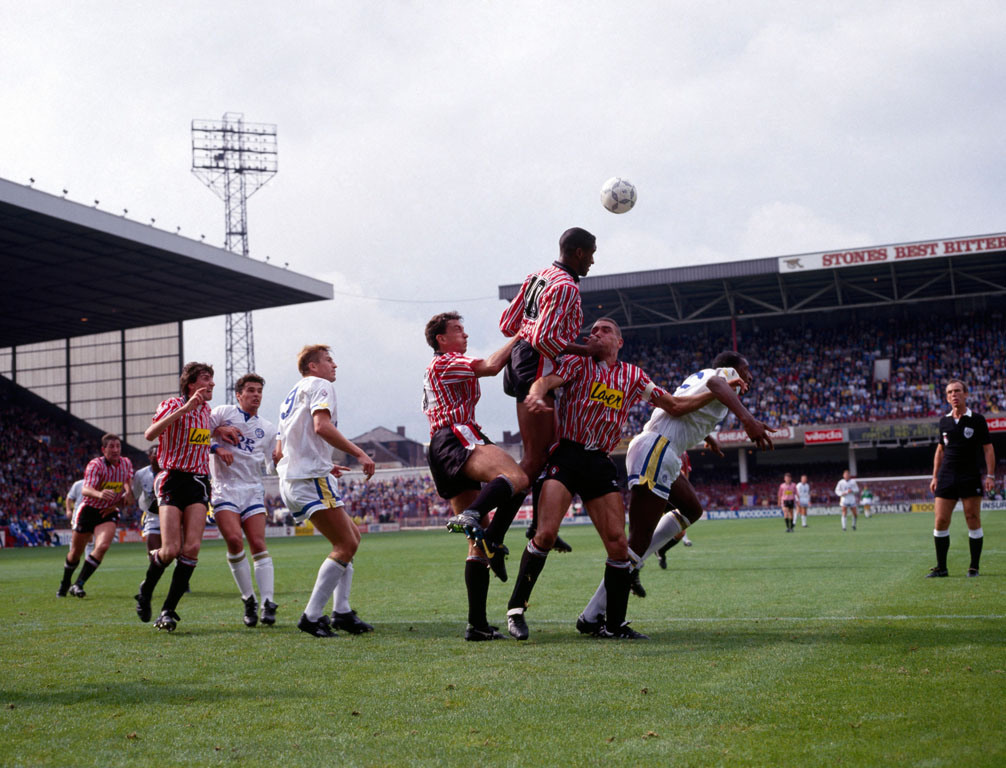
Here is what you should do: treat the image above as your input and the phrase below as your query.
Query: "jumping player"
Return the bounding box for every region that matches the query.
[577,351,774,634]
[423,312,529,640]
[211,373,280,627]
[655,451,696,571]
[779,472,797,532]
[927,379,995,577]
[57,434,134,598]
[834,470,859,531]
[499,227,603,553]
[504,318,716,641]
[136,362,239,631]
[276,344,376,637]
[795,474,811,528]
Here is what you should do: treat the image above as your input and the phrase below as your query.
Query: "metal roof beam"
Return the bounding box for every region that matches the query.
[899,270,947,300]
[953,267,1005,292]
[787,284,832,312]
[732,290,782,313]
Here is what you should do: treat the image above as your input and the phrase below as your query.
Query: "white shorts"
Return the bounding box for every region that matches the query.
[797,497,810,507]
[625,431,682,502]
[212,484,266,521]
[279,475,345,524]
[141,509,160,538]
[840,498,857,508]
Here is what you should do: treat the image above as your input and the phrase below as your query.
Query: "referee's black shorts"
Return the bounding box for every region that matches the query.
[428,425,491,500]
[542,439,621,502]
[934,474,983,501]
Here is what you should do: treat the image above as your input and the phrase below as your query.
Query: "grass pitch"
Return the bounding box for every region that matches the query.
[1,513,1003,767]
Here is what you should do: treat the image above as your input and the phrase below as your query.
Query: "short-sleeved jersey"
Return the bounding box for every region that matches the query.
[152,397,216,474]
[82,455,135,510]
[423,352,481,435]
[277,376,339,480]
[132,465,158,514]
[640,367,740,452]
[66,479,84,512]
[553,356,662,454]
[835,478,859,503]
[796,481,811,503]
[209,404,278,490]
[778,482,797,503]
[938,408,992,480]
[499,262,583,360]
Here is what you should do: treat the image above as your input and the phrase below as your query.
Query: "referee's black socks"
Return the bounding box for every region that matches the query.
[968,527,984,570]
[933,529,950,570]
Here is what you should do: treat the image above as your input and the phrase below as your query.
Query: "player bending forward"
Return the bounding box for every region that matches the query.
[506,318,716,641]
[577,351,773,634]
[423,312,529,640]
[211,373,280,627]
[276,344,376,637]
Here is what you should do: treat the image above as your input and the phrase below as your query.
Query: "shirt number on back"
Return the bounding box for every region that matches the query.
[523,276,547,319]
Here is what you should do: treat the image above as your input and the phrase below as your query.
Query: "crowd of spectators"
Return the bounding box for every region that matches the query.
[621,311,1006,434]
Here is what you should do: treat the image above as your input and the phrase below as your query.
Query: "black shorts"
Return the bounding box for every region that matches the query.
[72,505,119,534]
[155,470,211,510]
[934,475,983,501]
[782,500,795,510]
[428,426,491,500]
[542,439,620,502]
[503,339,555,403]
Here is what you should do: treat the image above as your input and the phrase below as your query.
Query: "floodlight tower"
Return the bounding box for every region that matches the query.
[191,112,278,403]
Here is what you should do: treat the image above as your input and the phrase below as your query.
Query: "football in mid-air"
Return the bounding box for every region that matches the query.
[600,177,636,214]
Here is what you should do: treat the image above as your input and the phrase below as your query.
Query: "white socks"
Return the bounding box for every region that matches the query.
[227,551,254,600]
[305,557,346,621]
[644,511,684,560]
[333,561,354,614]
[253,551,274,603]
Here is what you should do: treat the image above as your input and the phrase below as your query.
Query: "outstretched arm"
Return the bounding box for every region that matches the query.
[313,410,375,479]
[471,335,519,378]
[525,373,568,413]
[707,376,774,450]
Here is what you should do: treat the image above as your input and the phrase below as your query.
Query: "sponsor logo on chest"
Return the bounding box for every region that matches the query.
[589,382,624,409]
[188,427,211,446]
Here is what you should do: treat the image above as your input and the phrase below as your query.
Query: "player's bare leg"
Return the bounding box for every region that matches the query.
[516,398,571,552]
[68,520,116,596]
[305,505,372,635]
[584,492,646,638]
[59,529,93,596]
[448,491,501,641]
[928,497,955,577]
[447,444,528,554]
[152,503,207,630]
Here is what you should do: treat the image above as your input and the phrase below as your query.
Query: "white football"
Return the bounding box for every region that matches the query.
[600,177,636,214]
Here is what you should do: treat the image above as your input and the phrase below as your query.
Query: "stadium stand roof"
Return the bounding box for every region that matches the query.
[499,232,1006,332]
[0,177,333,348]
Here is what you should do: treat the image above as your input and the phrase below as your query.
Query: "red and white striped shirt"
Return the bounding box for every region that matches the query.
[499,262,583,360]
[152,397,214,474]
[82,455,134,509]
[553,356,664,454]
[423,353,481,434]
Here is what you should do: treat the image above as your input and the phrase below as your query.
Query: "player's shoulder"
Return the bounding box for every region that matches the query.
[212,403,237,417]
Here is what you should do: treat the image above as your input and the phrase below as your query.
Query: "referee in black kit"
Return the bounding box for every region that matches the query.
[927,379,996,578]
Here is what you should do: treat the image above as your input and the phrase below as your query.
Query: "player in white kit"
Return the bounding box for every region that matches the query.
[795,474,811,528]
[276,344,376,638]
[132,447,162,551]
[211,374,280,627]
[834,469,859,531]
[578,351,775,632]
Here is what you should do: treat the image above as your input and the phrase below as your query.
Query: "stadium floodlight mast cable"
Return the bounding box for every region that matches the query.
[191,112,278,404]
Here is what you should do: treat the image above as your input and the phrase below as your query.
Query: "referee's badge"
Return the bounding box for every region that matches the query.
[964,427,974,439]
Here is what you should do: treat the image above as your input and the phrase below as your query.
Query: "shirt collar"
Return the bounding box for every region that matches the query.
[946,407,973,419]
[237,407,253,422]
[553,260,580,283]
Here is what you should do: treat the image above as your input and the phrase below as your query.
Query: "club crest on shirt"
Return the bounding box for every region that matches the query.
[255,428,265,438]
[188,427,211,445]
[589,382,624,409]
[963,427,974,439]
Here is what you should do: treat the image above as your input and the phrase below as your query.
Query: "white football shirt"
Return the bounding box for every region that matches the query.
[276,376,340,480]
[641,367,740,453]
[210,404,278,491]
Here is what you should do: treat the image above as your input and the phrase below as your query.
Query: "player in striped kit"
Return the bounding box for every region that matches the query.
[275,344,376,638]
[504,318,715,640]
[577,351,774,633]
[210,373,280,627]
[136,362,239,631]
[57,433,134,597]
[423,312,528,641]
[499,227,603,553]
[779,473,798,532]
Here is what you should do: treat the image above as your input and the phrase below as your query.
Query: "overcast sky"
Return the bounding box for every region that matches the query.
[4,2,1005,443]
